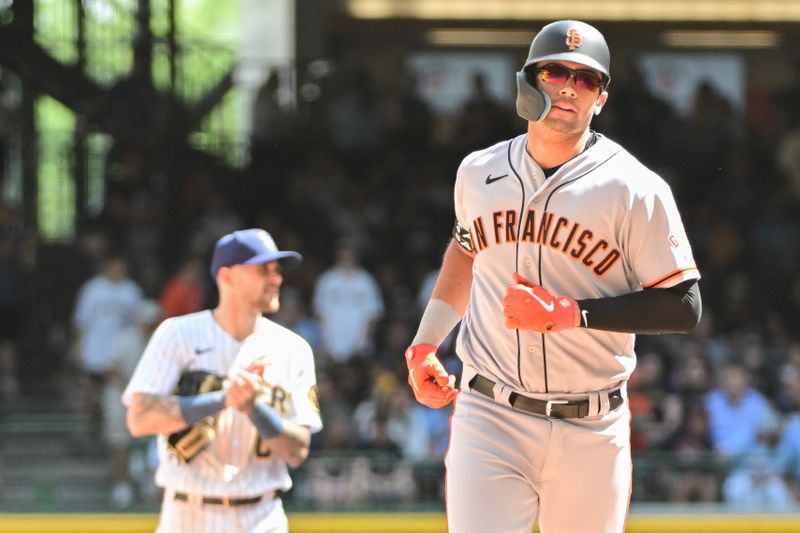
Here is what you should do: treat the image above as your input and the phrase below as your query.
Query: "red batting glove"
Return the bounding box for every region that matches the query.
[503,273,579,333]
[405,344,457,409]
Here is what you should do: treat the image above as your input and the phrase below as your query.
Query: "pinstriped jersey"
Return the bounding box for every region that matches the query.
[122,310,322,496]
[454,133,699,394]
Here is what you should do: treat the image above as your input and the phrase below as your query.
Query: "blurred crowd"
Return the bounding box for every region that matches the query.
[3,57,800,511]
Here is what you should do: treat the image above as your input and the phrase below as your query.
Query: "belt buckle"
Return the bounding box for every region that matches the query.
[222,496,231,507]
[545,399,569,417]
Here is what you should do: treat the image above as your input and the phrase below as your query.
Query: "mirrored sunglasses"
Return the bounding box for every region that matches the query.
[535,63,607,92]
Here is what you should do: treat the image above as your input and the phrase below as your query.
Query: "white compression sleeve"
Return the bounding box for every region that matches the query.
[412,298,463,346]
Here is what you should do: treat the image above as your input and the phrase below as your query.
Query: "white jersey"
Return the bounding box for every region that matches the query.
[454,132,700,394]
[122,310,322,497]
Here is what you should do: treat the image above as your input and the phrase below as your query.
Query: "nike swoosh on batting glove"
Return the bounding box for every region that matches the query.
[405,343,457,409]
[503,272,579,333]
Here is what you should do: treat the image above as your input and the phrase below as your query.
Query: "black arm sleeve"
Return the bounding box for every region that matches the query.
[576,279,701,334]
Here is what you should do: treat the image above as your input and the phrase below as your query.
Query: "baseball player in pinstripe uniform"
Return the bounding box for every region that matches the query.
[124,228,322,533]
[405,20,702,532]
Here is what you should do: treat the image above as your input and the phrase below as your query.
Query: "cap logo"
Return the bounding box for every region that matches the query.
[565,28,583,50]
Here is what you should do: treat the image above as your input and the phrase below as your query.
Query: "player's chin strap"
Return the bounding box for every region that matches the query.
[515,71,551,122]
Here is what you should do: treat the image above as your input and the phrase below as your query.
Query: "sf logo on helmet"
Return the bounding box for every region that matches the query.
[565,28,583,50]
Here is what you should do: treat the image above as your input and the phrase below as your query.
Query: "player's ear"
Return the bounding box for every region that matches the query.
[217,266,233,286]
[593,91,609,116]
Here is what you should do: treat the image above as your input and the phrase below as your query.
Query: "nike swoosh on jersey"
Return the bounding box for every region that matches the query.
[485,174,508,185]
[531,293,555,312]
[194,346,213,355]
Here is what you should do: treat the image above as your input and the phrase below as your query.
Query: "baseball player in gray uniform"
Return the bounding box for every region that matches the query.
[405,20,701,533]
[124,228,322,533]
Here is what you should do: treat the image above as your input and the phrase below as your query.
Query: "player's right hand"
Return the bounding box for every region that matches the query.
[405,343,457,409]
[224,367,263,413]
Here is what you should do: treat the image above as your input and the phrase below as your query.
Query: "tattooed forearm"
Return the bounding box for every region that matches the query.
[127,393,187,437]
[137,394,181,419]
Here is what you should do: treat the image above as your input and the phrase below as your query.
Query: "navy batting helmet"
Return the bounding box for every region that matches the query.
[516,20,610,122]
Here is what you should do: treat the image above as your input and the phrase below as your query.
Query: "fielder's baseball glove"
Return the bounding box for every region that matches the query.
[167,370,225,463]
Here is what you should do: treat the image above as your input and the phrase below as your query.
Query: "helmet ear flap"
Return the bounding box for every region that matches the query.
[515,70,550,122]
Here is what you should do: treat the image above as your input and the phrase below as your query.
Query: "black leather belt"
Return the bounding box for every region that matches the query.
[174,490,283,506]
[469,374,623,419]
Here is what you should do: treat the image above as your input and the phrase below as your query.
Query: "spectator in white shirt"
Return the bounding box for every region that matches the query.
[73,254,144,437]
[313,244,384,363]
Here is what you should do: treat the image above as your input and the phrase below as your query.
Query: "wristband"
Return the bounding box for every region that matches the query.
[178,390,226,426]
[412,298,462,346]
[249,402,285,439]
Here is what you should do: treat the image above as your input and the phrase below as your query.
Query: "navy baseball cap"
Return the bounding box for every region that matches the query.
[210,228,302,277]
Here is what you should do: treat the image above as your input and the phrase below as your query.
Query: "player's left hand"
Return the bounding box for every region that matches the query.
[503,273,579,333]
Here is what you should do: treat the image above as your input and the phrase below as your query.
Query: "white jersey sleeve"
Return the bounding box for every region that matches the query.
[623,178,700,289]
[287,339,323,433]
[454,145,503,254]
[454,159,470,231]
[454,144,502,231]
[122,317,189,405]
